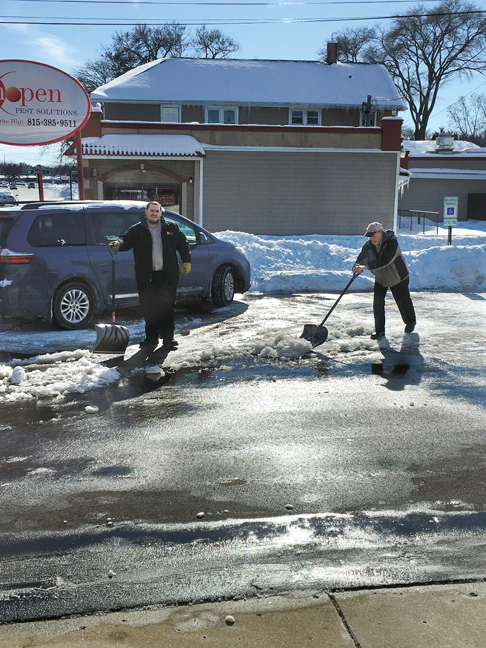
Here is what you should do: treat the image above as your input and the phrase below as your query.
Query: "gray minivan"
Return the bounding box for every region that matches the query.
[0,201,251,329]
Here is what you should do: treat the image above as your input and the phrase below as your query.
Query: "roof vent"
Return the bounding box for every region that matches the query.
[326,40,338,65]
[435,132,454,152]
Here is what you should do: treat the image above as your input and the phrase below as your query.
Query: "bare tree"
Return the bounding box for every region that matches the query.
[74,22,189,91]
[75,23,240,91]
[401,125,416,140]
[192,26,240,59]
[374,0,486,139]
[448,93,486,143]
[321,0,486,140]
[75,57,118,94]
[1,162,29,181]
[105,22,189,75]
[319,27,376,63]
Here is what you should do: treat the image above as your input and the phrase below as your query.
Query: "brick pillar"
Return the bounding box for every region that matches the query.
[381,117,403,151]
[80,107,102,138]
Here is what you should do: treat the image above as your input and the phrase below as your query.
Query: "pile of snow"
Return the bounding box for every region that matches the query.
[0,350,118,403]
[217,220,486,294]
[44,183,79,201]
[1,217,485,404]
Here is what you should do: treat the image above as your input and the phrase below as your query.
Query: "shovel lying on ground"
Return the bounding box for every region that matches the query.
[93,246,130,354]
[300,273,358,348]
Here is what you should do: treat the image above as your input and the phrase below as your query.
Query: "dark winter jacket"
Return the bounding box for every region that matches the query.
[118,215,191,286]
[356,230,409,287]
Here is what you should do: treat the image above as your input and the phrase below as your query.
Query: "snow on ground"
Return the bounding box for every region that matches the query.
[1,211,485,404]
[0,350,118,403]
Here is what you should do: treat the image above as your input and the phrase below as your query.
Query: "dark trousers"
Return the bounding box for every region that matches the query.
[138,271,177,343]
[373,277,416,335]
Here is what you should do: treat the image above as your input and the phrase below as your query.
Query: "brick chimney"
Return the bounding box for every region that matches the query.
[326,40,338,65]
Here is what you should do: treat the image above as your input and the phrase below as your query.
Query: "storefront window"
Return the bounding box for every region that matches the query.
[104,184,180,212]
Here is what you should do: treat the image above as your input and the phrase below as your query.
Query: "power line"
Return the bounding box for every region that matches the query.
[7,0,456,5]
[434,79,486,118]
[2,9,486,26]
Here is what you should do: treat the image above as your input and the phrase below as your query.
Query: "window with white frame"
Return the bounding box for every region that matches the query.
[161,105,180,122]
[290,109,321,125]
[205,106,238,124]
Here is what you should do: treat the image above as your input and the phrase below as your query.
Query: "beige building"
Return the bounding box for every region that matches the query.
[70,56,406,236]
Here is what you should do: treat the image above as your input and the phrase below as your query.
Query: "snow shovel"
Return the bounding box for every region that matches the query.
[300,273,358,348]
[93,246,130,354]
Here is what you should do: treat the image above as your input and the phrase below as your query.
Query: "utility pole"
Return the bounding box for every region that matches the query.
[361,94,373,127]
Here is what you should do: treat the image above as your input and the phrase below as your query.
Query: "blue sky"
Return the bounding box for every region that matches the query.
[2,0,486,166]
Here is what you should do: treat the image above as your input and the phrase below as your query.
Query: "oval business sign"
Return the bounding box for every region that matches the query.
[0,59,91,146]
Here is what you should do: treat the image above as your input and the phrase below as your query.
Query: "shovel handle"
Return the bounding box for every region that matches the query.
[109,245,116,323]
[318,273,358,327]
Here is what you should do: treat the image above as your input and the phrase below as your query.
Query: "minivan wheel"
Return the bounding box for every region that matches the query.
[52,282,95,329]
[211,265,235,307]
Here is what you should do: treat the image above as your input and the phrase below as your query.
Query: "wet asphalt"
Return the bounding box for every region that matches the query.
[1,295,486,622]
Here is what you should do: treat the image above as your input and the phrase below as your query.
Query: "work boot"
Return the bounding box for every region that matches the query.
[370,332,385,340]
[162,338,178,350]
[140,338,158,349]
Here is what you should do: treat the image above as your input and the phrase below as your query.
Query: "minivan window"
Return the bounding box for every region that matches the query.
[0,217,15,245]
[27,212,86,247]
[87,210,142,246]
[165,214,198,245]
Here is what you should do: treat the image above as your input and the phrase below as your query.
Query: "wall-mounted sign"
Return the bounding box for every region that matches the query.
[443,196,458,227]
[0,59,91,146]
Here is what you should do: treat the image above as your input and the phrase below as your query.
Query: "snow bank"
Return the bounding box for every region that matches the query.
[217,222,486,293]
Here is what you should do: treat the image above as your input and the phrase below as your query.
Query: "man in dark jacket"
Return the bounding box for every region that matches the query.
[352,222,416,340]
[110,201,191,350]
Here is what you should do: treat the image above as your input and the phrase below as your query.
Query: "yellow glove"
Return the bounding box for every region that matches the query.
[109,239,121,252]
[181,262,191,276]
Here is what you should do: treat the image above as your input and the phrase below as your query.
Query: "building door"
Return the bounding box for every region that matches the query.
[467,194,486,221]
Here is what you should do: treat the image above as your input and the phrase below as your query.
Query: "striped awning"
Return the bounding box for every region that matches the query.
[79,134,205,158]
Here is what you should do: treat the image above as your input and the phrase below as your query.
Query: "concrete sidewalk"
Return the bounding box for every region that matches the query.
[0,582,485,647]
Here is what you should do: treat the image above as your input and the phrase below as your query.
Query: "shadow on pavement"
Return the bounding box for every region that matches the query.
[371,332,425,391]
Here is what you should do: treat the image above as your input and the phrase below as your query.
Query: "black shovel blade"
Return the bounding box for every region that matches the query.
[93,323,130,354]
[300,324,329,348]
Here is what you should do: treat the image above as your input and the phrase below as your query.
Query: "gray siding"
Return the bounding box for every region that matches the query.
[181,105,205,122]
[398,178,486,222]
[102,103,391,127]
[322,108,359,127]
[203,151,397,235]
[409,158,486,170]
[239,106,289,125]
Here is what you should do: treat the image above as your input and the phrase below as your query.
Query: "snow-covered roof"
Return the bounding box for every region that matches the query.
[79,134,205,157]
[90,58,405,110]
[403,140,484,156]
[408,167,486,180]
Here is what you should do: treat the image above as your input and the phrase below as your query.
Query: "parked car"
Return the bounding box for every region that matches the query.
[0,192,17,206]
[0,201,251,329]
[9,184,17,190]
[27,182,36,189]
